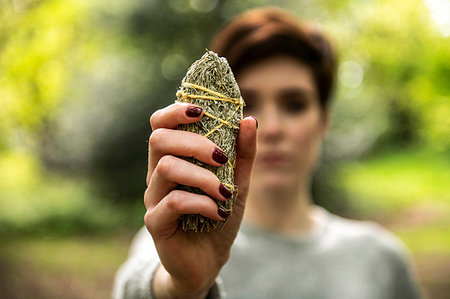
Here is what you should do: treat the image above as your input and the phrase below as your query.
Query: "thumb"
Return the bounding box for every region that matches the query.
[234,116,258,195]
[226,116,257,229]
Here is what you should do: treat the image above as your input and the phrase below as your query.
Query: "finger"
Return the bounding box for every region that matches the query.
[226,117,257,230]
[150,102,203,130]
[144,155,233,209]
[145,190,225,237]
[234,116,258,196]
[147,129,228,183]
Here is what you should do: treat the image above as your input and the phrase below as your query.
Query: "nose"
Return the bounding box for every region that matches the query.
[259,103,283,143]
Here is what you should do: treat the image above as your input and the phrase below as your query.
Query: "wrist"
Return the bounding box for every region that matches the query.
[153,265,213,299]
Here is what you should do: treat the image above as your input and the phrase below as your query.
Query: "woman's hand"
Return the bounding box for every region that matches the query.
[144,102,257,299]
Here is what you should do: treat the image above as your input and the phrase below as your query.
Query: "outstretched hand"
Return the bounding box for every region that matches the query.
[144,102,257,299]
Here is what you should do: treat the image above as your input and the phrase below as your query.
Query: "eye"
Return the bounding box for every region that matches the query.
[279,90,310,115]
[282,98,307,113]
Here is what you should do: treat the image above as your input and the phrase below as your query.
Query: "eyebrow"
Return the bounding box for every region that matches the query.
[240,86,317,102]
[277,87,316,100]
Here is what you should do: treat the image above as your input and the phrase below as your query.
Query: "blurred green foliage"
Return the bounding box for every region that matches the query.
[337,149,450,216]
[0,151,143,236]
[0,0,449,237]
[0,0,97,147]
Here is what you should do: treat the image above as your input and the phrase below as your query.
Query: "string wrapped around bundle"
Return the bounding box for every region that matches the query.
[176,50,244,232]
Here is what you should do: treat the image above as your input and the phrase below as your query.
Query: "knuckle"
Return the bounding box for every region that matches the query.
[165,197,177,211]
[144,210,153,227]
[155,155,176,177]
[143,187,151,208]
[148,128,164,148]
[144,210,151,225]
[149,109,162,129]
[144,211,157,236]
[165,190,183,212]
[145,171,150,186]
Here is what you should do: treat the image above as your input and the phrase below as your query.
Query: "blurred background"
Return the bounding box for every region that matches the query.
[0,0,448,298]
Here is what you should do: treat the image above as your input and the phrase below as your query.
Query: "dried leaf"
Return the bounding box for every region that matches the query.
[176,50,244,232]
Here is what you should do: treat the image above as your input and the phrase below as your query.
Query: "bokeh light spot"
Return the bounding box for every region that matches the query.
[338,61,364,89]
[161,53,188,80]
[190,0,218,13]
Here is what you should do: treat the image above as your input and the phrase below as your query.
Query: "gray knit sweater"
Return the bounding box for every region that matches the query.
[113,207,421,299]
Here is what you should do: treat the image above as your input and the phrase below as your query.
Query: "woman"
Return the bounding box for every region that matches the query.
[114,7,420,299]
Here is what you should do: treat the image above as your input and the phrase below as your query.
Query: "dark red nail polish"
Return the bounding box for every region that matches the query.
[217,207,229,219]
[219,183,232,199]
[250,116,258,129]
[186,106,202,117]
[212,148,228,164]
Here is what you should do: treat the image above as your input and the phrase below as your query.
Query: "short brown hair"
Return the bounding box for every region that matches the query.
[210,7,336,109]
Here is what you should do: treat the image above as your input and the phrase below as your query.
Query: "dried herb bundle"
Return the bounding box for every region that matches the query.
[176,50,244,232]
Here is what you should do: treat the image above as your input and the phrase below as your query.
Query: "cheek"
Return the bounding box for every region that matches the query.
[289,113,323,148]
[287,112,324,171]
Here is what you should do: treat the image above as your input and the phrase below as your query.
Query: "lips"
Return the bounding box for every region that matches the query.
[257,151,289,167]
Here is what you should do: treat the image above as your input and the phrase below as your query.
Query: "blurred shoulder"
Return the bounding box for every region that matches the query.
[322,208,411,260]
[319,208,421,298]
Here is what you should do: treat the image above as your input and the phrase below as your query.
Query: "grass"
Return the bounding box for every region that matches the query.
[337,148,450,218]
[0,232,134,299]
[2,236,128,278]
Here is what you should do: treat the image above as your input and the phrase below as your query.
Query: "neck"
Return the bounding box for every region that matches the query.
[243,184,315,236]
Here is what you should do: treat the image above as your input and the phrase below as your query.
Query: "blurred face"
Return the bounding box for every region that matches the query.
[238,56,328,196]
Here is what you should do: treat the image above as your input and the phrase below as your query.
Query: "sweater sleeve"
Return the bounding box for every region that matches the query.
[112,226,224,299]
[386,241,422,299]
[112,226,160,299]
[370,224,423,299]
[391,252,422,299]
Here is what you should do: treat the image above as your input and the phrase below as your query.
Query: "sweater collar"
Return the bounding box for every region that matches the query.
[238,205,330,246]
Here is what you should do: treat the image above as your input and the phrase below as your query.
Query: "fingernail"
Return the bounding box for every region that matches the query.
[217,207,229,219]
[186,106,202,117]
[250,116,258,129]
[212,148,228,164]
[219,183,232,199]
